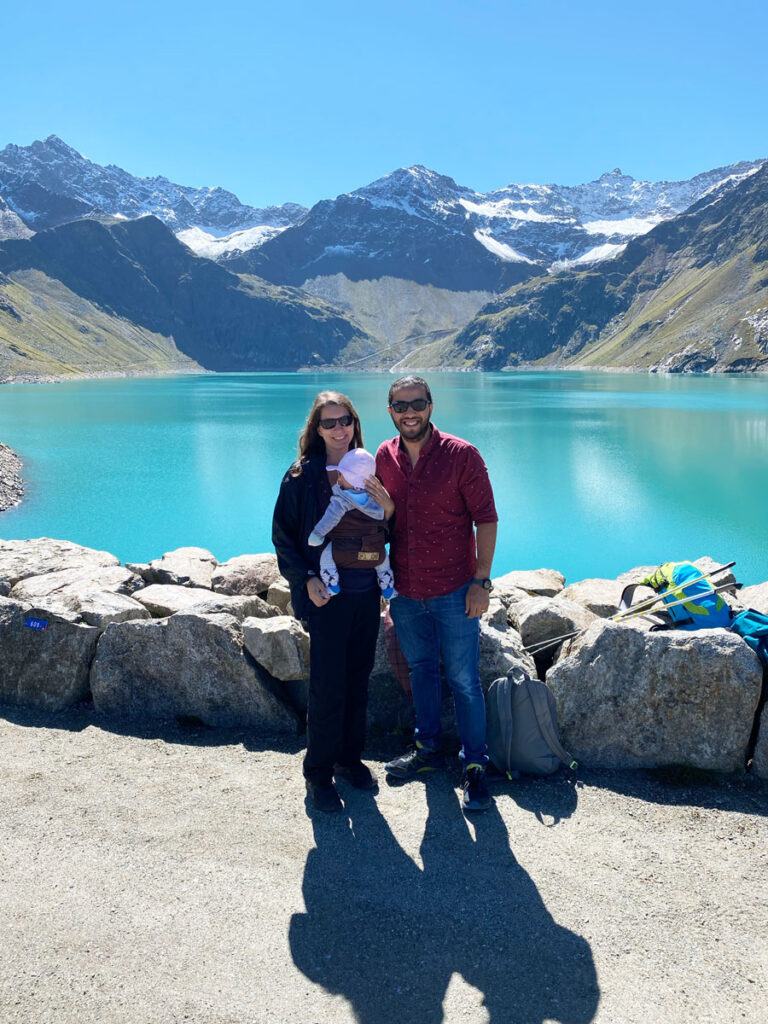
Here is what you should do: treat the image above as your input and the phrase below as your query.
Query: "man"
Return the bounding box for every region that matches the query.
[368,375,498,812]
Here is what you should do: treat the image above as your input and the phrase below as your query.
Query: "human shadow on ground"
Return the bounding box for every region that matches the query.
[485,761,767,819]
[0,702,305,757]
[490,771,581,827]
[289,777,599,1024]
[580,765,768,817]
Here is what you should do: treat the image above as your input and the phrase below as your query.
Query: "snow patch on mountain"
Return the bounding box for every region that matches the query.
[473,230,534,263]
[583,216,662,236]
[0,197,34,241]
[569,242,628,265]
[178,224,287,259]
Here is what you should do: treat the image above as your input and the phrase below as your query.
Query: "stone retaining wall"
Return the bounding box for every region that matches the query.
[1,538,766,777]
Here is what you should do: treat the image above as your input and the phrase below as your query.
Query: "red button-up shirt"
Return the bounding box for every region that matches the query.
[376,425,498,599]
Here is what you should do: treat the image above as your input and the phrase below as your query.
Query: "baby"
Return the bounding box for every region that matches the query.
[308,448,397,599]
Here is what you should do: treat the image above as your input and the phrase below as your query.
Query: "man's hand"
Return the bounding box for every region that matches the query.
[364,475,395,520]
[307,576,330,607]
[465,582,490,618]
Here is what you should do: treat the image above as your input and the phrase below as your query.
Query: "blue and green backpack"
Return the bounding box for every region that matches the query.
[619,560,733,631]
[620,560,768,668]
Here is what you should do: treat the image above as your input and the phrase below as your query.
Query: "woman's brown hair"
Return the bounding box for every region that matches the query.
[291,390,364,476]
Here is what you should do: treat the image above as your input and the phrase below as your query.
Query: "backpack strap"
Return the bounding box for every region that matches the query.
[522,676,579,770]
[618,583,641,614]
[496,677,519,780]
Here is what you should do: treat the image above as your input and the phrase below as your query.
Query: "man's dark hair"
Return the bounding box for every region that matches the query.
[388,375,432,405]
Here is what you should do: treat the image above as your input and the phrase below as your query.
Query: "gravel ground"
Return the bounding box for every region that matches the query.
[0,442,23,512]
[1,706,766,1024]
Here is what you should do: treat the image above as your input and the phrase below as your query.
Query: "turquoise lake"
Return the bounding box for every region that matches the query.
[1,371,767,585]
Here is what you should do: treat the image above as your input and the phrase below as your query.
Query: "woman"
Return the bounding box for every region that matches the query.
[272,391,382,813]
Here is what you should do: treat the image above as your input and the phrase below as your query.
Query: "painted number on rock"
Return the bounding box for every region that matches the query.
[24,617,48,631]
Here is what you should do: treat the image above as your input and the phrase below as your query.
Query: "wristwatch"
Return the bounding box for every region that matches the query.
[472,577,493,591]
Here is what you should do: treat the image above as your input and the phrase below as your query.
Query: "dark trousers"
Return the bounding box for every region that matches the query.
[304,587,381,784]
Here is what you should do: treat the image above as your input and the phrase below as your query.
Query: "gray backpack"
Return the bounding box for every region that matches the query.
[487,666,577,777]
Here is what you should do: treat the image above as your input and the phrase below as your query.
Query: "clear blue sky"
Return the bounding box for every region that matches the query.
[3,0,766,208]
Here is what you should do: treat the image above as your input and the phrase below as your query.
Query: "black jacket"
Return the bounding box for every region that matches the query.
[272,456,327,621]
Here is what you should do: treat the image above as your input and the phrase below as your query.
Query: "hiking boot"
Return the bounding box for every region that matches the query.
[305,778,344,813]
[334,761,378,791]
[385,744,443,780]
[460,764,492,813]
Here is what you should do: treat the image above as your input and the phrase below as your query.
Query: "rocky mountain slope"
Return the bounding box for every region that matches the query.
[222,161,763,354]
[0,136,307,235]
[231,161,764,280]
[0,217,374,378]
[439,162,768,373]
[1,135,766,375]
[0,198,33,242]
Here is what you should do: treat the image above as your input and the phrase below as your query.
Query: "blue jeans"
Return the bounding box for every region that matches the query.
[389,581,488,765]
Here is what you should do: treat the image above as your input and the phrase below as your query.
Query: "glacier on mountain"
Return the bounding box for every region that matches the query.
[0,135,764,277]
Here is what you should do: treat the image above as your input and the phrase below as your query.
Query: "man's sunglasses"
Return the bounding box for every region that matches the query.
[318,413,354,430]
[389,399,430,413]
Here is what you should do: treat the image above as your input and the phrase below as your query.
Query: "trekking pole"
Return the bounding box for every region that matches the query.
[612,561,736,621]
[523,580,740,656]
[612,582,739,622]
[522,562,736,656]
[523,628,586,655]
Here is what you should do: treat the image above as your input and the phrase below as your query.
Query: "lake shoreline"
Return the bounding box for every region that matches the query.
[0,367,213,386]
[3,364,768,386]
[0,442,23,512]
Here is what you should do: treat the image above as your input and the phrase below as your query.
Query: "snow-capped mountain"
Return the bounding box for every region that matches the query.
[2,135,761,277]
[457,163,765,267]
[0,135,307,235]
[225,160,764,292]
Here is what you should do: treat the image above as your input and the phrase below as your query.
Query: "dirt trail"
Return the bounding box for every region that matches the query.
[1,706,766,1024]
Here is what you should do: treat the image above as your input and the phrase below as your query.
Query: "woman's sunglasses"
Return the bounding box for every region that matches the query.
[389,399,430,413]
[318,413,354,430]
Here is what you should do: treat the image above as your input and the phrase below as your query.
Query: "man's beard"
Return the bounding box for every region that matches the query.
[399,417,432,443]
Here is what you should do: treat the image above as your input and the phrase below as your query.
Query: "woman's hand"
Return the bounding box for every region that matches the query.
[306,575,330,607]
[364,475,395,520]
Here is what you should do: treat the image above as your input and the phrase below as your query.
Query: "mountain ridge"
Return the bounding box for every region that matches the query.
[0,136,307,235]
[438,162,768,373]
[0,216,374,377]
[1,135,766,378]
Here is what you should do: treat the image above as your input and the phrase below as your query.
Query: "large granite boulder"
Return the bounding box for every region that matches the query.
[10,565,142,604]
[548,620,762,772]
[182,593,279,621]
[131,584,217,616]
[478,619,538,687]
[211,554,281,596]
[482,596,509,629]
[266,577,293,615]
[493,568,565,600]
[0,538,120,588]
[242,615,310,681]
[50,590,151,628]
[691,556,738,587]
[133,547,218,589]
[561,578,627,618]
[0,596,100,710]
[507,596,598,659]
[739,582,768,615]
[90,613,297,732]
[133,584,278,619]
